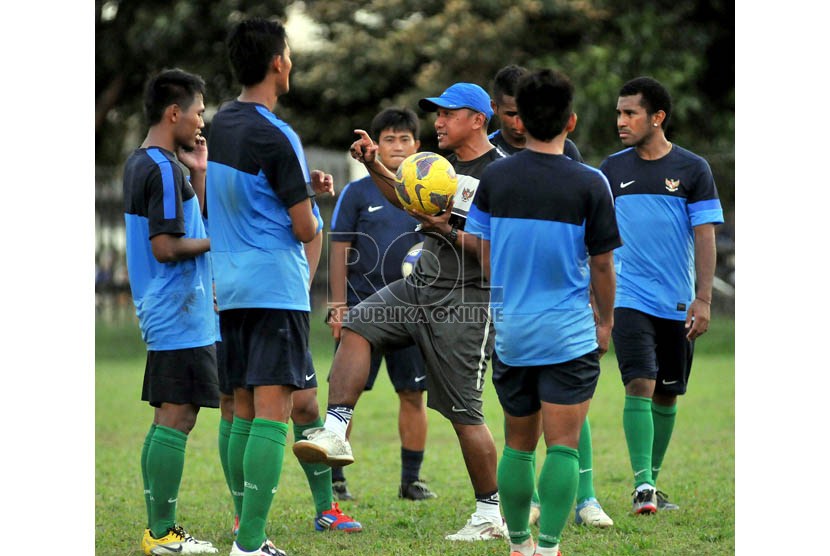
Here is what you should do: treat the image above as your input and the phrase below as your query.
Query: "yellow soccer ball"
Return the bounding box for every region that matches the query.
[394,152,458,215]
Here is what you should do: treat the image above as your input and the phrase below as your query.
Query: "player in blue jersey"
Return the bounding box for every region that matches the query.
[600,76,724,515]
[123,69,219,555]
[488,64,583,162]
[466,68,620,556]
[206,18,360,556]
[326,107,436,502]
[489,64,614,530]
[295,82,510,542]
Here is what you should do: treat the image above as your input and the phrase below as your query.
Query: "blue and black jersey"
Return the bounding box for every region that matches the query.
[330,175,423,305]
[600,145,724,320]
[488,129,583,162]
[466,149,621,365]
[206,100,322,312]
[123,147,215,351]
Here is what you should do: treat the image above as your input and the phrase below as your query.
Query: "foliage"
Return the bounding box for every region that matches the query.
[95,0,734,174]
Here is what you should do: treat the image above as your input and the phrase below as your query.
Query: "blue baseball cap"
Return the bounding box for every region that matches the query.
[418,83,494,121]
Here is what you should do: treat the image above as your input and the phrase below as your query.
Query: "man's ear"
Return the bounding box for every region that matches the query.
[165,104,180,123]
[565,112,577,133]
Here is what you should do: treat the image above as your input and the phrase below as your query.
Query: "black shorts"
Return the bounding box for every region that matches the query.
[333,338,427,393]
[491,350,600,416]
[142,344,220,408]
[343,278,493,425]
[612,307,694,396]
[216,340,232,395]
[219,308,311,390]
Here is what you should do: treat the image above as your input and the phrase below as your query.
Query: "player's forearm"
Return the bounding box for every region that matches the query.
[190,170,206,215]
[328,242,349,306]
[304,231,323,284]
[456,229,481,258]
[589,251,616,326]
[365,159,404,209]
[479,239,491,282]
[151,236,210,263]
[693,224,717,303]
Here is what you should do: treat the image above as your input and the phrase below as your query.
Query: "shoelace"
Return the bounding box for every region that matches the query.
[655,490,671,501]
[168,525,187,541]
[632,489,653,503]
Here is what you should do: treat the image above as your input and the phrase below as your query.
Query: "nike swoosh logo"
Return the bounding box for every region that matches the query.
[152,544,183,553]
[451,406,468,413]
[167,498,178,504]
[368,205,383,212]
[579,468,593,474]
[314,469,329,476]
[414,375,426,382]
[305,373,315,381]
[620,180,635,188]
[661,379,678,385]
[634,468,649,476]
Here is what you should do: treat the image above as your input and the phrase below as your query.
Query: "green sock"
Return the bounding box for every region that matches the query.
[576,417,595,503]
[228,417,252,518]
[141,423,157,529]
[236,418,288,552]
[497,446,535,544]
[651,402,678,484]
[218,417,233,504]
[623,395,654,488]
[147,425,187,538]
[530,452,540,506]
[537,445,579,548]
[293,418,332,514]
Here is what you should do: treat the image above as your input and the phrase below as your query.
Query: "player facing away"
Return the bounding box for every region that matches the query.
[123,69,219,555]
[488,63,613,529]
[206,18,360,556]
[327,107,437,502]
[466,68,620,556]
[294,82,509,541]
[600,76,724,514]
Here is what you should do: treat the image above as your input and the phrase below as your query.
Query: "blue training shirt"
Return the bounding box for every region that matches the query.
[600,145,724,320]
[206,101,321,311]
[123,147,215,351]
[330,175,423,305]
[466,149,621,365]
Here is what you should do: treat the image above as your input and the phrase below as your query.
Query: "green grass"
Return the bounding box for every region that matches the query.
[95,314,734,555]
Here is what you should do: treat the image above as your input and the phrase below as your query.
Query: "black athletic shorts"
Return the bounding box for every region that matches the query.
[142,344,220,408]
[491,350,600,416]
[612,307,694,396]
[219,308,311,390]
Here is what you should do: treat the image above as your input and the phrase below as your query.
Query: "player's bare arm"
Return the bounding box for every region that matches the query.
[150,233,210,263]
[287,198,319,243]
[176,135,208,211]
[589,250,616,356]
[686,223,716,340]
[479,239,491,282]
[351,129,404,209]
[327,240,351,341]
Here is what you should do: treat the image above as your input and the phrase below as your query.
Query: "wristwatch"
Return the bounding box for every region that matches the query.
[443,224,458,244]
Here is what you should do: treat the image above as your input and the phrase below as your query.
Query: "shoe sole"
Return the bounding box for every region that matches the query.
[634,505,657,515]
[293,442,354,466]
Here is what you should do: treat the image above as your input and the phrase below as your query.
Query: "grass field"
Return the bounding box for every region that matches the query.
[95,312,734,555]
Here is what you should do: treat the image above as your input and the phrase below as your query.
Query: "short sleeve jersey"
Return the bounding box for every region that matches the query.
[206,101,319,311]
[466,150,621,365]
[411,148,505,289]
[122,147,215,351]
[600,145,724,320]
[488,129,584,162]
[330,175,424,305]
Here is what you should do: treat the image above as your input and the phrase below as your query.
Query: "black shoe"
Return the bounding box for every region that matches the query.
[332,480,355,501]
[655,490,680,510]
[399,479,438,500]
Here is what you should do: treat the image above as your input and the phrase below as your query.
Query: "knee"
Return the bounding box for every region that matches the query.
[291,389,321,424]
[625,378,655,398]
[398,390,424,411]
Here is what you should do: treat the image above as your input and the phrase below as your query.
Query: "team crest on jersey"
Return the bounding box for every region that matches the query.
[461,187,475,201]
[665,178,681,192]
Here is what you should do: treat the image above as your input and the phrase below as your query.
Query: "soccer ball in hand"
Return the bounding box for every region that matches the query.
[394,152,458,215]
[401,242,424,278]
